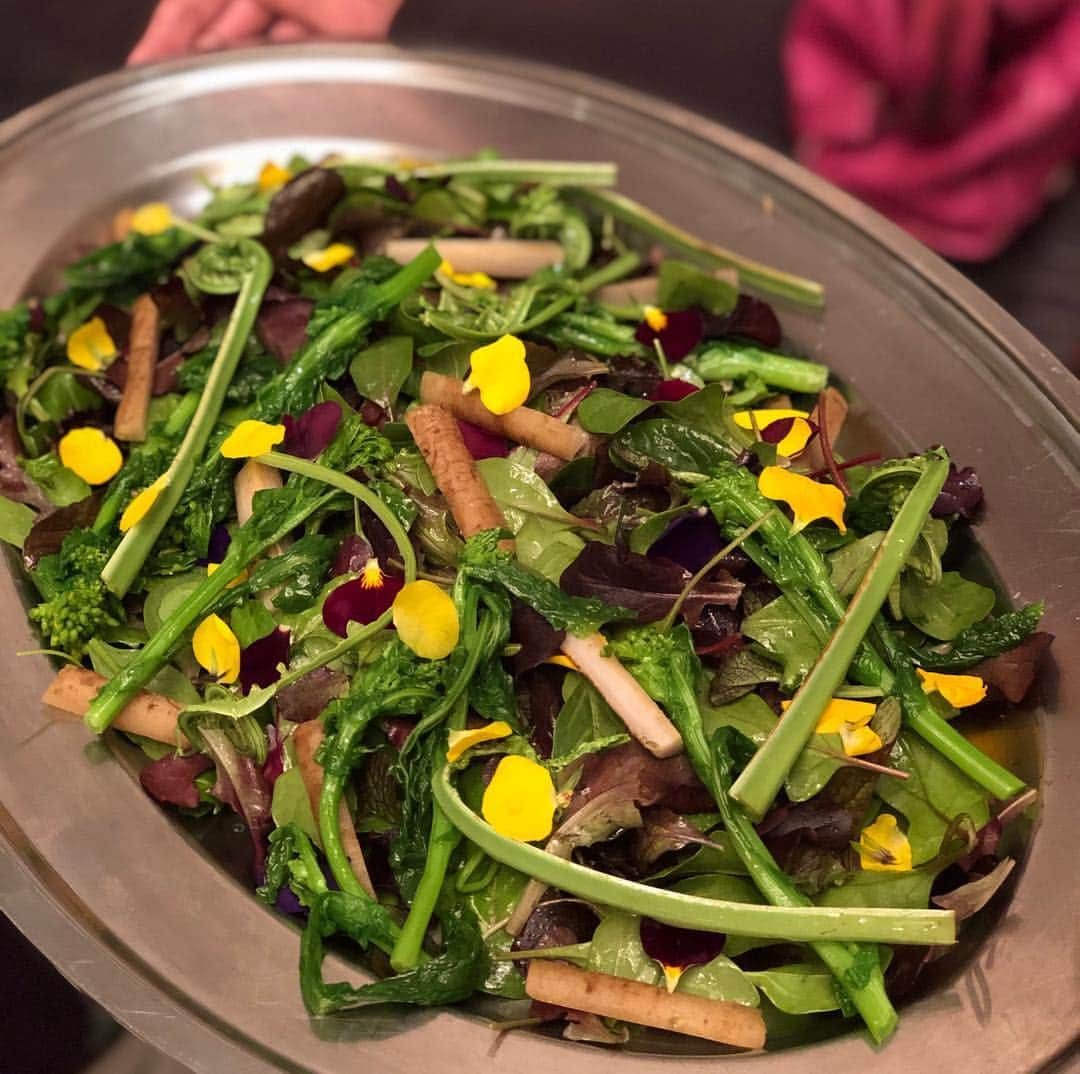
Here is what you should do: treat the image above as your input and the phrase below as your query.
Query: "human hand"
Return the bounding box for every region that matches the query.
[128,0,404,65]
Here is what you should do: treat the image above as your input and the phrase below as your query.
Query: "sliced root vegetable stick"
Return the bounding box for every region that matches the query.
[802,386,849,473]
[420,372,590,461]
[560,632,683,758]
[234,459,283,525]
[292,720,375,900]
[113,293,161,442]
[42,666,188,748]
[383,238,563,278]
[405,403,509,540]
[526,960,766,1050]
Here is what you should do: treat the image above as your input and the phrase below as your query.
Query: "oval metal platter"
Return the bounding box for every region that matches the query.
[0,45,1076,1074]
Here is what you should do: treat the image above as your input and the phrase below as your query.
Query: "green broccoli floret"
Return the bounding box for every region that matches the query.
[29,528,123,657]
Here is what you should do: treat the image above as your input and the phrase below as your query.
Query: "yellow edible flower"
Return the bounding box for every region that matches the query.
[783,696,882,757]
[66,317,117,372]
[858,814,913,872]
[360,558,384,589]
[481,754,557,841]
[643,305,669,332]
[446,720,513,763]
[57,427,123,485]
[219,420,286,459]
[758,465,847,534]
[734,408,814,458]
[119,474,169,532]
[130,202,174,236]
[192,613,241,684]
[257,162,291,191]
[463,334,530,415]
[206,563,249,589]
[392,580,460,659]
[545,653,579,671]
[916,669,987,708]
[439,259,497,290]
[301,243,355,272]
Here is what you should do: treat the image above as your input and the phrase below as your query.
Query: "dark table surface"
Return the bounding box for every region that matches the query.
[0,2,1076,1071]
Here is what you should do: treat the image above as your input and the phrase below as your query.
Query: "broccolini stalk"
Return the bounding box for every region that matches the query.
[610,626,900,1044]
[568,187,825,308]
[101,239,273,597]
[728,451,950,819]
[695,341,829,394]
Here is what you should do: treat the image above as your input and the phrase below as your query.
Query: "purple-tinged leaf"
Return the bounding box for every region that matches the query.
[260,166,346,259]
[510,603,565,675]
[703,294,782,348]
[384,174,415,203]
[0,414,50,511]
[758,800,854,852]
[204,728,273,878]
[92,303,132,352]
[458,419,508,460]
[282,400,342,460]
[257,298,314,364]
[635,308,704,361]
[262,724,285,786]
[648,379,699,403]
[513,898,600,954]
[322,573,403,638]
[382,717,416,751]
[605,354,661,399]
[633,807,709,868]
[22,493,101,569]
[151,277,202,339]
[970,631,1053,703]
[276,667,348,723]
[139,753,213,809]
[522,664,564,759]
[239,626,291,694]
[647,511,726,574]
[640,917,726,972]
[932,463,983,519]
[932,857,1016,922]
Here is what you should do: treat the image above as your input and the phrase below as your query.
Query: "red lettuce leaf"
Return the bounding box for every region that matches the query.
[139,753,213,809]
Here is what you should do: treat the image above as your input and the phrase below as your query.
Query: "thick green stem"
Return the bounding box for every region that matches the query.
[568,187,825,308]
[433,767,954,946]
[102,243,273,596]
[409,160,617,186]
[729,452,950,820]
[696,341,829,394]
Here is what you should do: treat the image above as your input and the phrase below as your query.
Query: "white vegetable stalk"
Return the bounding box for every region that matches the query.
[382,238,563,278]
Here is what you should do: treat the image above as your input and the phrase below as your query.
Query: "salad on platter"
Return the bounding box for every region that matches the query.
[0,152,1051,1052]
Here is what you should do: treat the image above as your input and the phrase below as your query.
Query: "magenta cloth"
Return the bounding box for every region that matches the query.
[784,0,1080,260]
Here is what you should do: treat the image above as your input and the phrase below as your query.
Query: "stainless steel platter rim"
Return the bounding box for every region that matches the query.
[0,44,1075,1074]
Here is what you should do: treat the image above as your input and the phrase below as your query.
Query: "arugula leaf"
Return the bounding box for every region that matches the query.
[916,602,1044,670]
[900,571,996,641]
[576,388,653,434]
[877,734,990,865]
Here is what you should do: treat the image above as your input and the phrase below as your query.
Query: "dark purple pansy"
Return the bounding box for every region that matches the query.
[639,917,726,977]
[331,533,374,578]
[759,415,818,455]
[703,294,782,348]
[382,717,416,750]
[207,523,232,565]
[282,400,342,460]
[458,419,509,460]
[139,753,213,809]
[257,297,314,364]
[932,463,983,519]
[322,573,404,638]
[648,379,699,403]
[239,626,291,694]
[647,510,726,574]
[634,308,704,362]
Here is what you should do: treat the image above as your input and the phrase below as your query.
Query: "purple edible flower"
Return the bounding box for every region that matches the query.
[322,572,404,638]
[207,523,232,565]
[282,400,342,460]
[639,917,727,982]
[648,379,699,403]
[932,463,983,519]
[635,308,705,361]
[703,294,782,348]
[239,626,291,694]
[647,511,727,574]
[457,419,509,460]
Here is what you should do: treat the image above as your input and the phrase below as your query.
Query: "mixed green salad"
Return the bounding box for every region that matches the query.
[4,152,1051,1051]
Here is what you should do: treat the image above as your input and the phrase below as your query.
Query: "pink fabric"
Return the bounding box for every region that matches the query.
[784,1,1080,260]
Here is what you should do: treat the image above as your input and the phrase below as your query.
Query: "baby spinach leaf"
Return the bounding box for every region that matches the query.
[915,602,1044,670]
[230,600,277,648]
[552,673,627,761]
[877,734,990,865]
[746,963,842,1015]
[0,493,35,548]
[349,335,413,412]
[22,454,91,508]
[576,388,653,434]
[900,571,996,641]
[586,912,661,986]
[816,867,936,910]
[741,595,821,689]
[658,259,739,315]
[680,953,760,1005]
[270,766,320,844]
[701,693,775,744]
[610,418,735,478]
[785,733,845,803]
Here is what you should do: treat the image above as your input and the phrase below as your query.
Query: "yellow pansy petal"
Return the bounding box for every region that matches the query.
[219,420,286,459]
[643,305,669,332]
[192,613,240,684]
[446,720,513,763]
[783,697,877,735]
[840,723,884,757]
[257,162,291,191]
[119,474,169,532]
[734,408,814,457]
[301,243,355,272]
[463,333,530,415]
[392,580,460,659]
[545,654,579,671]
[481,754,557,841]
[758,465,847,534]
[858,814,913,872]
[661,965,683,993]
[58,427,123,485]
[66,317,118,372]
[453,270,497,289]
[130,202,174,236]
[206,563,249,589]
[917,669,987,709]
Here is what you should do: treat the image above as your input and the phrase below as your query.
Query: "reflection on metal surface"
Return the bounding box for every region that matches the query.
[0,43,1076,1074]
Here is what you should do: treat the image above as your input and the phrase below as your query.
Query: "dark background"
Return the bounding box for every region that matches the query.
[0,1,1077,1071]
